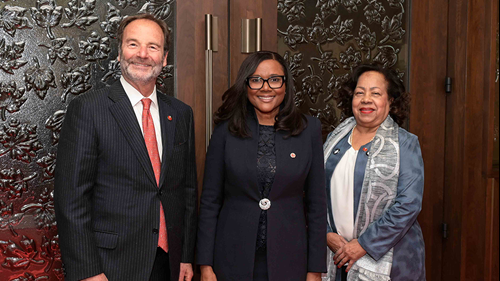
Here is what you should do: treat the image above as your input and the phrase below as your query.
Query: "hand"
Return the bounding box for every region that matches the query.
[327,232,348,253]
[178,263,194,281]
[82,273,108,281]
[306,272,321,281]
[200,265,217,281]
[333,239,366,272]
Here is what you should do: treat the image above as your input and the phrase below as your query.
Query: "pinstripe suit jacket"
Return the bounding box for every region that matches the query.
[54,81,197,281]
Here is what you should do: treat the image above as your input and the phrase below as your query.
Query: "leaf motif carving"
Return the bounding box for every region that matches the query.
[0,81,26,121]
[0,168,37,200]
[100,3,122,39]
[278,0,306,23]
[0,236,45,270]
[39,37,77,65]
[0,119,44,163]
[380,12,405,44]
[21,188,56,231]
[60,64,92,102]
[339,46,362,71]
[62,0,98,30]
[45,110,65,145]
[0,5,32,37]
[30,0,63,39]
[139,0,174,20]
[117,0,138,9]
[0,39,27,74]
[327,15,353,45]
[79,32,111,69]
[36,152,57,181]
[24,57,57,100]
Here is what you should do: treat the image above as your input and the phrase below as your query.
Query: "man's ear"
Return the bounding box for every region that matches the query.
[163,51,168,67]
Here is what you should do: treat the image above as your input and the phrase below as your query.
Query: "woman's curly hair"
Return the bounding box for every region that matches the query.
[337,64,410,126]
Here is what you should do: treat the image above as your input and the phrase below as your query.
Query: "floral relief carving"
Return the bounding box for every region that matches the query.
[24,57,57,100]
[0,81,26,121]
[40,235,61,275]
[21,188,56,231]
[0,6,32,37]
[278,24,307,49]
[0,119,43,163]
[10,272,50,281]
[278,0,408,135]
[301,65,324,103]
[380,12,405,44]
[61,0,98,30]
[0,200,24,236]
[101,59,121,83]
[278,0,306,23]
[327,15,353,45]
[117,0,138,9]
[30,0,63,39]
[339,45,362,70]
[373,45,399,68]
[60,64,92,102]
[0,236,45,270]
[36,153,56,181]
[363,0,385,24]
[0,39,27,75]
[45,110,65,145]
[79,32,111,69]
[156,65,174,91]
[139,0,174,20]
[100,3,122,39]
[38,38,77,65]
[311,51,339,74]
[0,168,37,200]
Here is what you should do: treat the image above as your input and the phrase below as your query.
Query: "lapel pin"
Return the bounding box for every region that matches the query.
[167,116,172,121]
[333,148,340,155]
[362,147,368,152]
[290,153,296,158]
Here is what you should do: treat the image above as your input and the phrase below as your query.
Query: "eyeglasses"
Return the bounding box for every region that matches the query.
[246,76,286,90]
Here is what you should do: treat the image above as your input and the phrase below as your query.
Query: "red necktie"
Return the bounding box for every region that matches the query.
[141,98,168,253]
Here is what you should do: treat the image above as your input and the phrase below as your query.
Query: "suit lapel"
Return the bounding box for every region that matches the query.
[108,82,157,187]
[157,92,176,187]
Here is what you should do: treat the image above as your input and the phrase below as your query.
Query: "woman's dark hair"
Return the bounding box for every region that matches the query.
[337,63,410,126]
[214,51,306,138]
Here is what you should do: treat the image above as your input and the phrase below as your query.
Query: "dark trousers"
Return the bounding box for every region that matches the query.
[253,249,269,281]
[150,247,170,281]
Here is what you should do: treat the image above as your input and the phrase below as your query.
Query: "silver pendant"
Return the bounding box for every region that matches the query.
[259,198,271,210]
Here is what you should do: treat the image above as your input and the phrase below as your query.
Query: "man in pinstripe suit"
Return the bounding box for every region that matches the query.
[54,14,197,281]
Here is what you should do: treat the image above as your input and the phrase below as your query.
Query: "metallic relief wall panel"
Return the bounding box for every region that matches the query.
[0,0,176,280]
[277,0,410,137]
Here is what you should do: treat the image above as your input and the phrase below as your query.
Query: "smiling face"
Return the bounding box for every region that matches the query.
[247,59,286,125]
[352,71,392,130]
[118,19,167,92]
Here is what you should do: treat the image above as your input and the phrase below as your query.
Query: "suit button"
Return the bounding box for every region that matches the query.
[153,228,159,234]
[158,190,163,196]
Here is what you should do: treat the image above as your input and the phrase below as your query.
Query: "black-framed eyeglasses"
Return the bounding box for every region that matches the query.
[246,75,286,90]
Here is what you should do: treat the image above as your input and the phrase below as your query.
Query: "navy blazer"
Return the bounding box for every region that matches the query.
[197,114,327,281]
[325,128,425,281]
[54,81,198,281]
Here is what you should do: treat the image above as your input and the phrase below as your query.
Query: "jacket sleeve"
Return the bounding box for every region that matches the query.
[305,117,328,272]
[196,123,227,266]
[357,134,424,260]
[181,106,198,263]
[54,97,102,281]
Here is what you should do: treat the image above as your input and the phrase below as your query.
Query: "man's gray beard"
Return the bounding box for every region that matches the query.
[120,61,163,84]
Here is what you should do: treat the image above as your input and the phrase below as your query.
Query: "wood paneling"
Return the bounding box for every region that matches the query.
[229,0,278,84]
[409,1,449,280]
[443,0,499,279]
[176,0,229,191]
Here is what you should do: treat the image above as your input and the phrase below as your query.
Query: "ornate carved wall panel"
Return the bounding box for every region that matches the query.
[0,0,176,280]
[277,0,409,137]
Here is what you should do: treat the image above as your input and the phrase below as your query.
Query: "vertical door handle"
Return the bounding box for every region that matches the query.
[205,14,218,149]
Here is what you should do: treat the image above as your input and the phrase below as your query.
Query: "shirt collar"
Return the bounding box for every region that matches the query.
[120,76,158,108]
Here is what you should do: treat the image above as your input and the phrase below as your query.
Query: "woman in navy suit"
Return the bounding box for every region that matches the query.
[197,51,327,281]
